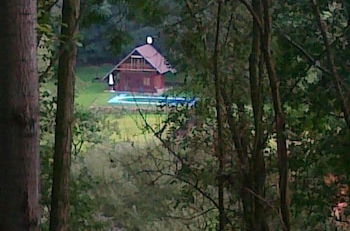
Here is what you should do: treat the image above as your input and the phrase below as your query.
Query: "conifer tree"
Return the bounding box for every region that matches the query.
[0,1,40,230]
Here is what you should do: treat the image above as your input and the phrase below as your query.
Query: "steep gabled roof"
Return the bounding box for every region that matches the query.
[135,44,170,74]
[103,44,173,80]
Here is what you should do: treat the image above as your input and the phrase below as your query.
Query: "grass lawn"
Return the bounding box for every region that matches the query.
[108,113,165,144]
[75,65,168,144]
[75,64,114,107]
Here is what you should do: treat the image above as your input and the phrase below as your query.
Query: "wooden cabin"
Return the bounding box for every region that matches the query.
[103,43,174,94]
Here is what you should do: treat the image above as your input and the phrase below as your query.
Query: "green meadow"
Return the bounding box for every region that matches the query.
[75,65,167,144]
[75,64,114,107]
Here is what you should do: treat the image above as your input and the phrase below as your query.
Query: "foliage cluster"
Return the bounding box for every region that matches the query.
[36,0,350,230]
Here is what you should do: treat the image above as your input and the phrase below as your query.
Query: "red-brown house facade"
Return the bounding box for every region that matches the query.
[103,44,174,94]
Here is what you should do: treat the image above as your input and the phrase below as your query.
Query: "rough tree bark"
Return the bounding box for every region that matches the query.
[0,1,40,230]
[310,0,350,129]
[49,0,80,230]
[213,1,226,230]
[261,0,290,230]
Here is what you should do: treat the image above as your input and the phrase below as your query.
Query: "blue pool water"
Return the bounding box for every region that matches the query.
[108,94,197,106]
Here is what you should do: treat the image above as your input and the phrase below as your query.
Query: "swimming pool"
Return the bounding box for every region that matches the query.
[108,94,197,107]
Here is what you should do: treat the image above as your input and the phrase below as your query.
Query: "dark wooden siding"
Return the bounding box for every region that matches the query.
[115,71,165,93]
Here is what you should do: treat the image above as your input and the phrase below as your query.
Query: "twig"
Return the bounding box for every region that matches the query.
[275,28,332,75]
[243,187,287,230]
[163,208,215,221]
[137,108,185,166]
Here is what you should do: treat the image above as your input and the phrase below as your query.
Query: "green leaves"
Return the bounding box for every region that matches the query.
[108,29,132,55]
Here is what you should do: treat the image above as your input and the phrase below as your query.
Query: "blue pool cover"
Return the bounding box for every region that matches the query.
[108,95,197,106]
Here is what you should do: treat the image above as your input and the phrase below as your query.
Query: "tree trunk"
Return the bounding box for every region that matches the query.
[220,88,252,231]
[0,1,40,230]
[49,0,80,230]
[249,0,268,230]
[261,0,290,230]
[213,1,226,230]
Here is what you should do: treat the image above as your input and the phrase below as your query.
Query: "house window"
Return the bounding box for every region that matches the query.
[143,77,150,86]
[131,55,143,69]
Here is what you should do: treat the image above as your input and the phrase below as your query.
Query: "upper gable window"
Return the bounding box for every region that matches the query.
[130,55,145,69]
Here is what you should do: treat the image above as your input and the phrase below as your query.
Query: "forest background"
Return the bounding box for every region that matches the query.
[1,0,350,231]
